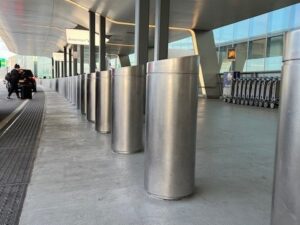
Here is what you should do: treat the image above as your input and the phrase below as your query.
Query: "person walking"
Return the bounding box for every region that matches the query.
[7,64,21,99]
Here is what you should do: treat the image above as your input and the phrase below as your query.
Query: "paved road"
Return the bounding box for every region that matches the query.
[0,79,23,123]
[0,89,45,225]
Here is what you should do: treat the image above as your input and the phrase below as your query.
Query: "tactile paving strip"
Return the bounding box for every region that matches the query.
[0,91,45,225]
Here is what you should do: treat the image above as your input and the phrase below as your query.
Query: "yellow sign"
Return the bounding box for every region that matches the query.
[227,49,236,60]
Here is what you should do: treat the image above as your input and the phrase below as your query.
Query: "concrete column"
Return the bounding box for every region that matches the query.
[61,61,64,78]
[99,15,106,71]
[89,11,96,73]
[64,46,67,77]
[51,57,54,78]
[80,45,84,74]
[54,61,56,78]
[69,47,72,76]
[154,0,170,60]
[73,45,78,75]
[57,61,60,78]
[119,55,131,67]
[194,30,220,98]
[33,60,38,76]
[134,0,149,65]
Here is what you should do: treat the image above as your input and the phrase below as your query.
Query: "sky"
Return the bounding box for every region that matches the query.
[0,37,15,59]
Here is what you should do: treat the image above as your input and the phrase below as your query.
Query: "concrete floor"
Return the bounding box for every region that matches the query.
[19,89,278,225]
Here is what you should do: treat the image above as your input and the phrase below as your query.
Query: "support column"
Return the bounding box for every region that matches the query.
[33,60,38,76]
[89,11,96,73]
[69,47,72,76]
[54,60,57,78]
[80,45,84,74]
[134,0,149,65]
[61,61,64,78]
[64,46,67,77]
[99,15,106,71]
[194,30,220,98]
[271,29,300,225]
[119,55,131,67]
[73,45,78,75]
[51,57,54,78]
[57,61,60,78]
[154,0,170,60]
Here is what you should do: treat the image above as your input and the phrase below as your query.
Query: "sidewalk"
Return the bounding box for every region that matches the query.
[19,89,277,225]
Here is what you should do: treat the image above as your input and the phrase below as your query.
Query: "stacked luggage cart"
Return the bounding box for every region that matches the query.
[222,72,280,109]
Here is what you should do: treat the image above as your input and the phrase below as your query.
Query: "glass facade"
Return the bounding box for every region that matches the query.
[8,55,52,78]
[214,3,300,72]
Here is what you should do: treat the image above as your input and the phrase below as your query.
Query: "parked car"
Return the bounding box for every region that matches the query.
[20,69,37,92]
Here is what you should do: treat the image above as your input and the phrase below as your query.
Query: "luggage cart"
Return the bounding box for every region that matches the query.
[237,78,245,104]
[254,79,263,107]
[263,78,273,108]
[258,78,268,107]
[222,73,235,103]
[244,79,252,105]
[232,78,240,104]
[240,79,247,105]
[270,78,280,109]
[249,79,257,106]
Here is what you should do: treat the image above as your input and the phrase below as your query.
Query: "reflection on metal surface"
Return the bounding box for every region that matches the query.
[271,29,300,225]
[81,74,87,115]
[96,70,112,134]
[190,30,207,96]
[145,55,199,200]
[77,75,82,109]
[111,65,145,154]
[87,73,96,122]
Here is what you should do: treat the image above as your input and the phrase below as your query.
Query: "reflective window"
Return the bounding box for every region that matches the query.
[265,35,283,71]
[267,36,283,57]
[293,4,300,28]
[268,7,292,34]
[248,39,266,59]
[249,14,268,38]
[219,24,234,44]
[235,42,248,71]
[233,19,250,41]
[246,39,266,71]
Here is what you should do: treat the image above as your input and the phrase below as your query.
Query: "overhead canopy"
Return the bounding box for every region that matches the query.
[0,0,298,57]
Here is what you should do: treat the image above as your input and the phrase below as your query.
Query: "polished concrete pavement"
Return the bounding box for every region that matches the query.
[19,89,278,225]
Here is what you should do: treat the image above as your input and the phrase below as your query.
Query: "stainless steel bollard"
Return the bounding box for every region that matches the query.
[87,73,96,122]
[72,76,77,105]
[81,74,87,115]
[77,75,82,110]
[96,70,112,133]
[112,65,145,154]
[145,56,199,200]
[271,29,300,225]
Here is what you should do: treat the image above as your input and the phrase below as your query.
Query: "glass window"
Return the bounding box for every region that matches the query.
[219,25,234,44]
[219,46,228,67]
[235,42,248,72]
[265,35,283,71]
[268,7,291,34]
[213,29,221,44]
[248,39,266,59]
[246,39,266,71]
[267,36,283,57]
[293,4,300,28]
[233,19,250,41]
[249,14,268,38]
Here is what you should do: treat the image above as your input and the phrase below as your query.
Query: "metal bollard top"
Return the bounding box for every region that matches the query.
[284,29,300,62]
